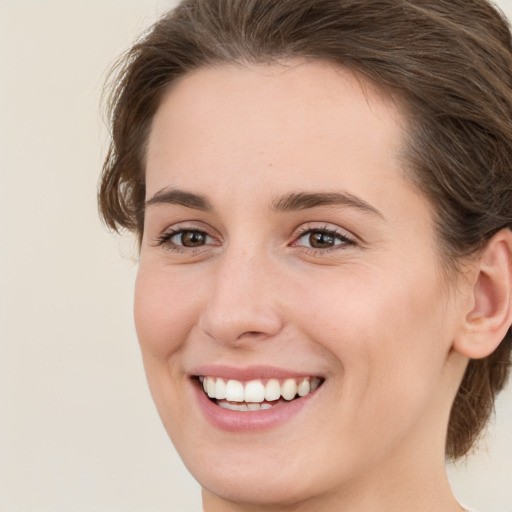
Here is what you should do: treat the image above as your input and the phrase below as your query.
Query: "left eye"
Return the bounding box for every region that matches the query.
[295,229,352,249]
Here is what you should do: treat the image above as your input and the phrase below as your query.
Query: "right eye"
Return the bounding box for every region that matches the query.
[171,230,210,247]
[155,228,216,251]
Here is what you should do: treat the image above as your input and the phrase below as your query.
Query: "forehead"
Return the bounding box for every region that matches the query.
[145,60,416,214]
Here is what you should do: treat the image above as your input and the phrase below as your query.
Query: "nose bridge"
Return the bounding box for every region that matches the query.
[199,241,283,345]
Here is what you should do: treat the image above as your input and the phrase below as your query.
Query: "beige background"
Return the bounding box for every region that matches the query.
[1,1,511,511]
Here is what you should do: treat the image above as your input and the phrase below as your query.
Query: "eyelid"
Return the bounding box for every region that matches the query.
[290,223,358,250]
[152,221,220,250]
[150,220,357,254]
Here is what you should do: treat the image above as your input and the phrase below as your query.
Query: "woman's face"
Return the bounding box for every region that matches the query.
[136,61,467,508]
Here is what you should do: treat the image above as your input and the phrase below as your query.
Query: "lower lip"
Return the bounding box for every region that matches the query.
[192,380,318,432]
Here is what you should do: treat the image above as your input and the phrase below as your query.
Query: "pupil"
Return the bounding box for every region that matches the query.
[181,231,205,247]
[309,232,334,248]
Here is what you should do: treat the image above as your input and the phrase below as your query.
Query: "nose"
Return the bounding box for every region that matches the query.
[198,247,284,347]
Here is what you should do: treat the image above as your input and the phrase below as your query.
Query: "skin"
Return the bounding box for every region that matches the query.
[135,60,474,511]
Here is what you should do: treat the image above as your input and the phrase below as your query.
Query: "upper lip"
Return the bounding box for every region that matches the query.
[190,365,323,381]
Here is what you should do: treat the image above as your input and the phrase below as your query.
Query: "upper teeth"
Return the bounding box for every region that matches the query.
[200,376,321,403]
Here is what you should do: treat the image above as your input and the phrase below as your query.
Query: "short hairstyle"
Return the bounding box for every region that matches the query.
[98,0,512,459]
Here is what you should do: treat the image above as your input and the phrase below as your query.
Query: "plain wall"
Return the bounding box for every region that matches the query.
[1,1,511,511]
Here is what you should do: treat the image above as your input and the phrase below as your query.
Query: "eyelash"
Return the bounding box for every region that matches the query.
[291,225,357,253]
[154,226,215,253]
[153,224,356,254]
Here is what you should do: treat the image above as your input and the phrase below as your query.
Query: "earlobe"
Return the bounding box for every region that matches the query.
[454,228,512,359]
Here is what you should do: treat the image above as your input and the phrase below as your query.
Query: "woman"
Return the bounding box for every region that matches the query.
[98,0,512,510]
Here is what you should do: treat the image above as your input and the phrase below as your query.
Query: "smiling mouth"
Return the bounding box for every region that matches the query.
[197,376,324,411]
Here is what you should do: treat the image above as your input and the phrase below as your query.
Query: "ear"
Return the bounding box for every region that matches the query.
[453,228,512,359]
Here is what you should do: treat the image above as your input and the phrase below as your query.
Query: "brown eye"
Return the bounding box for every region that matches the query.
[155,227,216,251]
[179,230,207,247]
[294,227,355,251]
[309,232,335,248]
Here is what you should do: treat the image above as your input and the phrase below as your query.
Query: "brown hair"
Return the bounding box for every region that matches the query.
[98,0,512,459]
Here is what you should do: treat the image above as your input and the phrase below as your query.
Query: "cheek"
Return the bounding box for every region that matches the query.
[133,264,203,359]
[133,265,201,438]
[296,267,449,398]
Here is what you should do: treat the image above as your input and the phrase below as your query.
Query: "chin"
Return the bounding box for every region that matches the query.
[197,464,325,509]
[173,427,352,510]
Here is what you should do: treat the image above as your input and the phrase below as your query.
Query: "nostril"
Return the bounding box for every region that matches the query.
[198,298,284,346]
[235,330,272,344]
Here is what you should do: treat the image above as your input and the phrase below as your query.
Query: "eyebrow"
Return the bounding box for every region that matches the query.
[272,191,384,219]
[145,188,383,219]
[145,188,212,210]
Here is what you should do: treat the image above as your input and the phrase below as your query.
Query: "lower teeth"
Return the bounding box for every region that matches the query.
[216,400,278,411]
